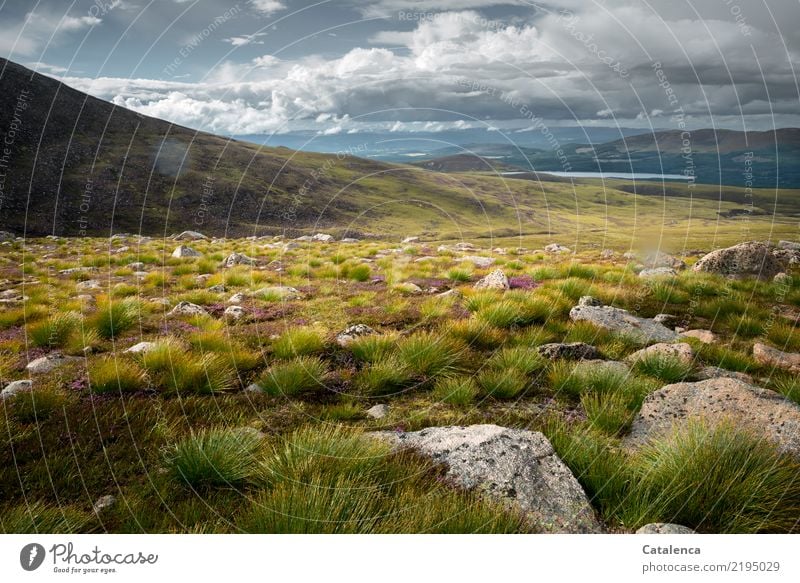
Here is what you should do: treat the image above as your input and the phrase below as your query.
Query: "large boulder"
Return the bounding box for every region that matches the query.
[692,241,784,279]
[625,378,800,458]
[474,269,509,291]
[537,342,601,361]
[1,379,32,400]
[172,245,201,258]
[625,342,694,365]
[336,324,376,347]
[26,354,80,374]
[569,302,678,345]
[753,342,800,373]
[638,267,677,278]
[374,425,602,533]
[173,230,207,241]
[642,251,686,270]
[221,252,256,267]
[168,301,208,317]
[311,233,334,243]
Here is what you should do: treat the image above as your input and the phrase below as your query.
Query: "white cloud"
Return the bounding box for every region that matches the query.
[0,10,101,57]
[250,0,285,16]
[224,32,269,47]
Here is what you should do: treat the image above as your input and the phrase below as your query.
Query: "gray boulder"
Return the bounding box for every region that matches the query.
[636,523,696,534]
[642,251,686,270]
[639,267,677,278]
[311,233,334,243]
[366,404,389,419]
[1,379,32,400]
[569,304,678,345]
[336,324,376,347]
[537,342,601,361]
[625,378,800,458]
[0,231,15,242]
[374,425,602,533]
[26,354,80,374]
[545,243,571,254]
[778,240,800,251]
[753,342,800,373]
[692,241,784,279]
[173,230,207,241]
[92,495,117,515]
[474,269,509,291]
[222,252,256,267]
[172,245,201,258]
[168,301,208,317]
[625,342,694,365]
[224,305,246,320]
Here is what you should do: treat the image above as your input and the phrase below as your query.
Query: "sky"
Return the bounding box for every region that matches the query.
[2,0,799,137]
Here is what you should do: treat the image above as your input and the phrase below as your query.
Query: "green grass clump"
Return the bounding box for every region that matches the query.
[28,312,81,348]
[631,353,694,383]
[486,346,546,375]
[398,332,465,378]
[476,369,528,399]
[726,313,765,338]
[767,374,800,406]
[623,421,800,533]
[141,339,235,394]
[0,501,91,534]
[354,357,413,396]
[9,388,67,424]
[349,334,397,363]
[765,322,800,352]
[447,319,504,350]
[433,376,479,406]
[188,331,261,373]
[271,327,325,359]
[447,268,472,282]
[88,356,146,394]
[348,264,371,282]
[166,428,263,489]
[92,299,139,339]
[581,391,634,436]
[258,356,328,396]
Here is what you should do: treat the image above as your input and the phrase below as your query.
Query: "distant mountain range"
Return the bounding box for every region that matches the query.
[410,129,800,187]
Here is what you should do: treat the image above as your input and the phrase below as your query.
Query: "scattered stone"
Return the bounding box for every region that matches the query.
[311,233,334,243]
[228,292,247,304]
[636,523,696,535]
[652,314,677,329]
[168,301,208,317]
[625,378,800,458]
[577,295,603,307]
[642,251,686,270]
[374,425,602,533]
[639,267,678,278]
[537,342,601,361]
[172,245,201,258]
[461,255,495,268]
[221,252,256,267]
[694,366,752,383]
[454,242,477,251]
[208,284,226,293]
[474,269,509,291]
[125,342,156,354]
[680,329,718,344]
[92,495,117,515]
[625,342,694,365]
[60,266,94,275]
[336,324,376,347]
[545,243,571,254]
[569,303,678,345]
[257,286,301,300]
[1,380,32,400]
[402,236,420,244]
[692,241,785,279]
[173,231,207,241]
[26,354,80,374]
[224,305,246,320]
[753,342,800,373]
[366,404,389,419]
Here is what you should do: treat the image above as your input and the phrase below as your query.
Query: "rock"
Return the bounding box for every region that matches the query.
[437,288,463,299]
[228,292,247,304]
[172,245,201,258]
[336,324,376,347]
[295,235,313,241]
[537,342,601,361]
[0,231,15,242]
[1,380,32,400]
[454,242,477,251]
[340,238,360,243]
[680,329,718,344]
[208,284,226,293]
[402,236,420,244]
[168,301,208,317]
[366,404,389,419]
[773,248,800,266]
[124,342,156,354]
[639,267,677,278]
[545,243,571,254]
[493,247,507,255]
[127,262,146,271]
[569,304,678,345]
[257,286,301,300]
[642,251,686,270]
[773,272,792,285]
[636,523,696,535]
[575,359,630,375]
[76,279,102,291]
[392,282,423,295]
[652,314,677,328]
[374,425,601,533]
[474,269,509,291]
[694,366,752,383]
[600,249,615,259]
[244,383,262,393]
[221,252,256,267]
[26,354,80,374]
[311,233,334,243]
[578,295,603,307]
[224,305,246,320]
[692,241,784,279]
[623,252,638,260]
[173,230,207,241]
[778,240,800,251]
[92,495,116,515]
[282,242,300,251]
[461,256,495,268]
[625,378,800,458]
[625,342,694,365]
[753,342,800,373]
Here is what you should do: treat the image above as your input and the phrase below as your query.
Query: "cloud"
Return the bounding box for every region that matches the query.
[250,0,285,16]
[224,32,269,47]
[55,2,800,134]
[0,10,101,57]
